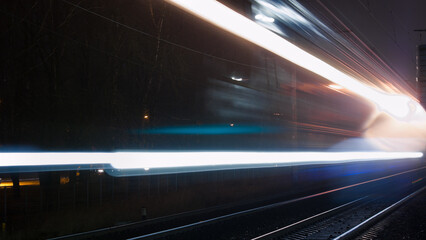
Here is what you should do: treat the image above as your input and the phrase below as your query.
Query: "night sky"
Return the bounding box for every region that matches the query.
[318,0,426,85]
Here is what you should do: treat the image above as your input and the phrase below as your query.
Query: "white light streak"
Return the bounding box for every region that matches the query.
[328,84,344,90]
[255,13,274,23]
[166,0,426,121]
[0,152,422,170]
[256,0,308,24]
[231,76,243,81]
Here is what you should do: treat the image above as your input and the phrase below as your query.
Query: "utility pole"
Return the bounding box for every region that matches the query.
[414,30,426,109]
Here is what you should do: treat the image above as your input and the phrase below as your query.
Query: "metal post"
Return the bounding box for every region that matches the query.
[73,181,76,210]
[86,178,89,208]
[157,176,160,194]
[58,184,60,211]
[148,176,151,196]
[40,187,43,212]
[25,187,28,215]
[111,177,114,201]
[138,176,141,198]
[99,175,102,206]
[166,175,169,193]
[2,187,6,234]
[175,174,178,192]
[417,44,426,109]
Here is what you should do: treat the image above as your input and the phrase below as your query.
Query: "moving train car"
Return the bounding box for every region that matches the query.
[0,0,382,153]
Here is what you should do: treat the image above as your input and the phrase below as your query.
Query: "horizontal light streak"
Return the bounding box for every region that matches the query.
[0,152,422,170]
[110,152,423,169]
[166,0,425,120]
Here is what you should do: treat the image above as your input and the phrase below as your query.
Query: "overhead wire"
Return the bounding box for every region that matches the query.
[59,0,267,70]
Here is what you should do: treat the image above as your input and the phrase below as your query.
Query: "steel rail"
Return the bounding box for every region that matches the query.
[333,186,426,240]
[251,196,367,240]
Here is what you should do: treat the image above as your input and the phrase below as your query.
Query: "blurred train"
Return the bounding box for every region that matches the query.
[0,0,423,153]
[1,2,425,239]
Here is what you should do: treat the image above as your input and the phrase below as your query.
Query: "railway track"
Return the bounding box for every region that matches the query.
[50,166,426,240]
[334,186,425,240]
[252,186,425,240]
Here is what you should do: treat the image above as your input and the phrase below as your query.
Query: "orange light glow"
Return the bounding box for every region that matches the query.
[60,176,70,184]
[0,179,40,188]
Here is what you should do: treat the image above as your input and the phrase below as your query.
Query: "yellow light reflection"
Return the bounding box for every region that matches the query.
[0,179,40,188]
